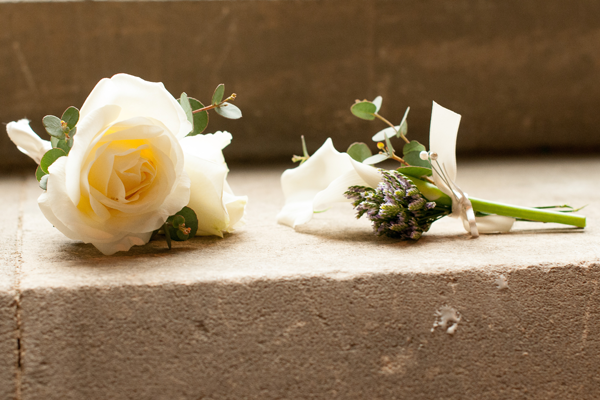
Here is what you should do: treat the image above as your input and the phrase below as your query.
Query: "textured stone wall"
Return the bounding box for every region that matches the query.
[1,0,600,169]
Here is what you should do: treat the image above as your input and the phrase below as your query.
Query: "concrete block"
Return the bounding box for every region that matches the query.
[12,157,600,399]
[2,0,600,170]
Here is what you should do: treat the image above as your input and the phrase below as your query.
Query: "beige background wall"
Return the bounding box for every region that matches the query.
[1,0,600,170]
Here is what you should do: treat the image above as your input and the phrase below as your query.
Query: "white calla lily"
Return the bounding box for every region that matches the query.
[277,138,380,228]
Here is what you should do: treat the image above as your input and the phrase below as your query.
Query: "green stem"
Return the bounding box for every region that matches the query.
[409,177,586,228]
[469,197,586,228]
[373,113,410,144]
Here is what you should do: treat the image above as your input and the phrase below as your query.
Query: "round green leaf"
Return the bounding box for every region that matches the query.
[350,101,377,120]
[403,140,426,156]
[212,84,225,105]
[363,153,390,165]
[171,215,185,228]
[166,206,198,241]
[52,138,71,154]
[403,151,431,168]
[39,174,49,190]
[215,102,242,119]
[42,115,64,139]
[40,148,67,174]
[61,106,79,129]
[176,230,189,241]
[188,98,209,136]
[35,165,47,182]
[347,142,372,162]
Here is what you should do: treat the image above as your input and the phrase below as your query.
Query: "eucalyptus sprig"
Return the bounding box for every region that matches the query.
[35,106,81,189]
[178,83,242,137]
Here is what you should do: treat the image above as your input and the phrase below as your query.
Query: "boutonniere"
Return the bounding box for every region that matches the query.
[278,98,585,239]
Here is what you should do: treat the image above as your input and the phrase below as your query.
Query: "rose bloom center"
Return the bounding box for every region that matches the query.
[87,139,157,206]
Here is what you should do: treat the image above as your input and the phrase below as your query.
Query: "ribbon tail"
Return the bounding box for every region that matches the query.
[463,214,516,234]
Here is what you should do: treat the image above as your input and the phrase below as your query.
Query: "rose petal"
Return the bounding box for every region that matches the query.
[80,74,192,139]
[184,155,230,237]
[179,131,232,166]
[66,104,121,206]
[223,181,248,232]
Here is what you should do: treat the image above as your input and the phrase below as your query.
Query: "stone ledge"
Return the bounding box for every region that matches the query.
[3,157,600,399]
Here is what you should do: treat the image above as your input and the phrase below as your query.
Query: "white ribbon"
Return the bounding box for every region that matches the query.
[429,102,514,236]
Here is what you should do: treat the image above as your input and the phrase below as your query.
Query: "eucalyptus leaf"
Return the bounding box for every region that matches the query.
[372,96,383,113]
[371,125,400,142]
[54,139,71,154]
[212,84,225,105]
[398,120,408,139]
[40,148,66,174]
[178,93,194,125]
[42,115,64,139]
[397,107,410,138]
[384,133,395,154]
[363,153,390,165]
[39,174,49,190]
[61,107,79,129]
[215,102,242,119]
[166,206,198,242]
[187,98,209,136]
[396,166,432,178]
[402,140,426,156]
[35,165,46,182]
[172,215,185,228]
[176,230,189,241]
[350,101,377,120]
[347,142,372,162]
[404,151,431,168]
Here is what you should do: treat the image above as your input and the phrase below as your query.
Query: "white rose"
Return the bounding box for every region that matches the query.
[33,74,192,254]
[7,74,248,254]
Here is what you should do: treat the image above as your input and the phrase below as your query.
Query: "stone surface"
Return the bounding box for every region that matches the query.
[7,157,600,399]
[2,0,600,171]
[0,176,22,400]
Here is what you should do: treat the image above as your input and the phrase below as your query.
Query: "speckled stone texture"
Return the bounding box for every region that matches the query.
[0,157,595,399]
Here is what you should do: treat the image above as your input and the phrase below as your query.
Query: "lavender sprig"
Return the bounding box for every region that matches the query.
[345,170,450,240]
